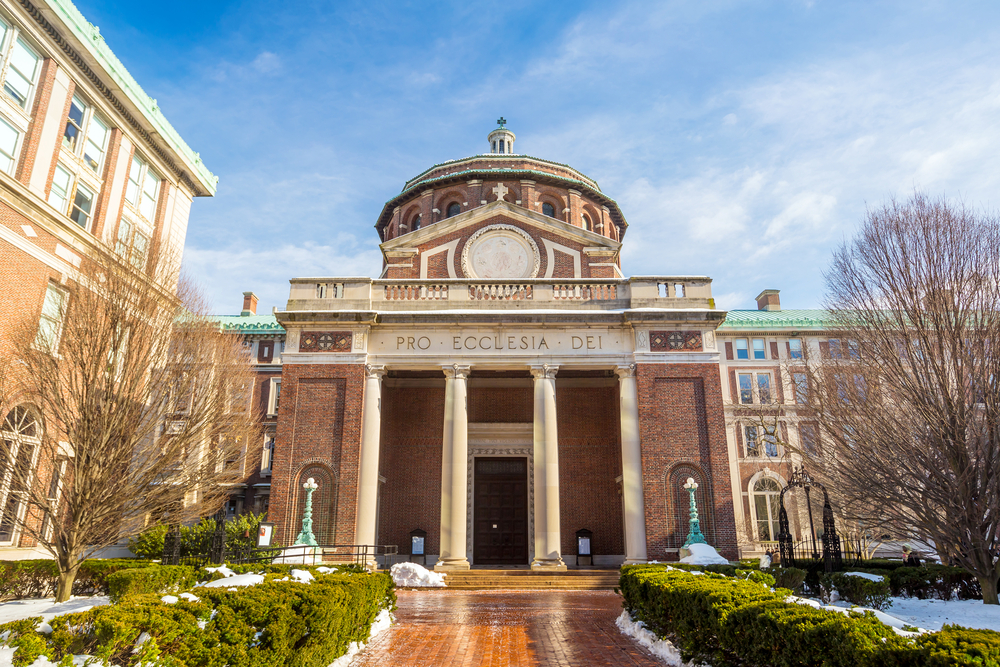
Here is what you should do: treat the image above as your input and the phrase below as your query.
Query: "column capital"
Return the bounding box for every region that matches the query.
[615,363,637,379]
[530,364,559,380]
[365,364,387,380]
[442,364,471,380]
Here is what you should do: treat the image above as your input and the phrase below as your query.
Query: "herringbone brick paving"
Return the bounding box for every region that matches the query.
[351,590,663,666]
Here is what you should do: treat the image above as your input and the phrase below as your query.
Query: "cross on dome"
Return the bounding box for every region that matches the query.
[497,117,506,128]
[492,182,509,202]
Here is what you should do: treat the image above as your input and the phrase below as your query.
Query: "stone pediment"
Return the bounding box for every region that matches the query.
[379,200,621,261]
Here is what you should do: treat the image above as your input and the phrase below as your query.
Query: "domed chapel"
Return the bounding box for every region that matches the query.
[267,120,737,569]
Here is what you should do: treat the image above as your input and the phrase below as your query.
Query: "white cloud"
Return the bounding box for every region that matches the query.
[251,51,281,74]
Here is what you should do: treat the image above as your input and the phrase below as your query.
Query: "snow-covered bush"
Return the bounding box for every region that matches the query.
[0,566,395,666]
[619,564,1000,666]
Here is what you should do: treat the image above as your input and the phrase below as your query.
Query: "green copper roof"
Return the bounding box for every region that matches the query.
[718,309,832,330]
[47,0,218,195]
[213,314,285,335]
[403,154,601,193]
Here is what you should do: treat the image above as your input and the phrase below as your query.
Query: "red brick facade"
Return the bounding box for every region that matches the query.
[636,363,738,560]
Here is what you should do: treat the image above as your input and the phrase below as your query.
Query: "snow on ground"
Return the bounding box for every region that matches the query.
[280,545,321,565]
[678,543,730,566]
[390,562,446,588]
[788,595,1000,635]
[841,571,886,582]
[616,610,706,666]
[198,573,265,588]
[327,608,394,667]
[0,596,110,625]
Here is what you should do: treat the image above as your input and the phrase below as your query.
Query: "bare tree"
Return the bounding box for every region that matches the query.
[0,249,261,601]
[801,193,1000,604]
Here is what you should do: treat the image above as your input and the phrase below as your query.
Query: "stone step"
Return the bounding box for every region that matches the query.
[405,568,622,590]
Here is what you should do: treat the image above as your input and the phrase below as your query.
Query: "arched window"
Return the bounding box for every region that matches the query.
[542,202,555,218]
[582,214,592,231]
[0,407,40,544]
[446,203,461,218]
[411,214,421,231]
[752,477,782,542]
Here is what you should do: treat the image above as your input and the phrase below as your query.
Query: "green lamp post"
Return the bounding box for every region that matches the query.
[682,477,707,548]
[294,477,319,547]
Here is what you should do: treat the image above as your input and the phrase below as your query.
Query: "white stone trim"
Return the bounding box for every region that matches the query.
[541,238,581,279]
[419,239,459,279]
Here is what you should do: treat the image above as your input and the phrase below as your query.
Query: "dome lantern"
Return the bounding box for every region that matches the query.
[487,117,516,155]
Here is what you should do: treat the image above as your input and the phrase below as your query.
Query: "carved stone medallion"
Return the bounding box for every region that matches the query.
[461,225,540,280]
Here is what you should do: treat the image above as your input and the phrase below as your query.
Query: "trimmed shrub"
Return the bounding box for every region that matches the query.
[826,572,893,610]
[106,565,198,603]
[889,565,982,601]
[1,567,396,666]
[0,559,151,601]
[128,513,271,560]
[620,564,1000,667]
[769,566,807,594]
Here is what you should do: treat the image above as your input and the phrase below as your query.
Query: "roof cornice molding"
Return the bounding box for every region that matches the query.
[20,0,217,196]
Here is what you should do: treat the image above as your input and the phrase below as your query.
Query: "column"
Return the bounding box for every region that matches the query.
[436,364,471,570]
[617,364,648,564]
[355,364,386,568]
[531,364,566,570]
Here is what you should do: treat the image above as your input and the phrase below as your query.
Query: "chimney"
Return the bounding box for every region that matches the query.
[755,289,780,311]
[241,291,258,316]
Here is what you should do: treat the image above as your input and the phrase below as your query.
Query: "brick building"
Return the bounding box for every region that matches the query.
[0,0,215,555]
[240,122,744,568]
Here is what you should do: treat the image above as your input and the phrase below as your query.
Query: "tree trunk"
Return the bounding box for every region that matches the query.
[977,573,1000,605]
[55,561,81,603]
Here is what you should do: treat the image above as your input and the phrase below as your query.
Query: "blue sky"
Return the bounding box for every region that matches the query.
[75,0,1000,315]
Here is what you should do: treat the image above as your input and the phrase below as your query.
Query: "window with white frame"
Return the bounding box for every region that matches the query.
[752,338,767,360]
[35,282,67,353]
[734,338,749,359]
[793,372,808,404]
[261,431,275,473]
[751,477,782,542]
[62,95,110,174]
[0,17,41,111]
[744,424,779,458]
[125,155,161,222]
[788,338,803,359]
[115,217,150,269]
[737,371,773,404]
[0,406,40,544]
[48,162,97,230]
[267,378,281,416]
[0,115,19,174]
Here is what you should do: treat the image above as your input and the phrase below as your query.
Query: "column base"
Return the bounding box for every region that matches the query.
[530,558,567,571]
[434,559,471,571]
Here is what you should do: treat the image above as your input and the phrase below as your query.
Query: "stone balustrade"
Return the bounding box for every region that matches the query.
[284,276,716,312]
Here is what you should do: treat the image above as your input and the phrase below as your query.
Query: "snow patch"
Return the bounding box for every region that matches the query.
[179,593,200,602]
[198,573,265,588]
[390,562,447,588]
[616,610,704,665]
[281,545,321,565]
[842,571,886,582]
[679,543,730,565]
[161,595,179,604]
[327,608,393,667]
[0,596,110,625]
[204,565,237,578]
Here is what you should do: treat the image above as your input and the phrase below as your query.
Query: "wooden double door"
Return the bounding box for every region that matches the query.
[473,457,529,565]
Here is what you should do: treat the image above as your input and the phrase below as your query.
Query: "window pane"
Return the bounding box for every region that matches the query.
[131,231,148,268]
[4,39,40,108]
[48,165,71,211]
[0,117,18,174]
[70,183,94,228]
[140,169,159,219]
[36,284,66,351]
[789,338,802,359]
[757,374,771,403]
[735,338,749,359]
[745,425,758,456]
[794,373,808,404]
[40,284,64,320]
[63,96,86,150]
[754,495,772,540]
[753,338,766,359]
[829,339,842,359]
[738,373,753,404]
[763,429,778,456]
[125,157,142,204]
[115,219,131,257]
[83,116,109,172]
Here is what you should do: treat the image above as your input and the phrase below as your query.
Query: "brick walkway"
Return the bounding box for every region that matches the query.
[350,590,663,666]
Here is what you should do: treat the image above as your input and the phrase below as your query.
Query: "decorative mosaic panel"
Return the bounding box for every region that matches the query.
[299,331,352,353]
[649,331,703,352]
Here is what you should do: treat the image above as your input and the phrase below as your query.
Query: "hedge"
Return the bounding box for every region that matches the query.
[889,566,981,601]
[619,564,1000,667]
[0,566,395,666]
[106,565,199,603]
[823,572,893,610]
[0,559,152,601]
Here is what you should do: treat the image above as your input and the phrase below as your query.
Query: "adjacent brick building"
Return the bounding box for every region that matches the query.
[0,0,215,556]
